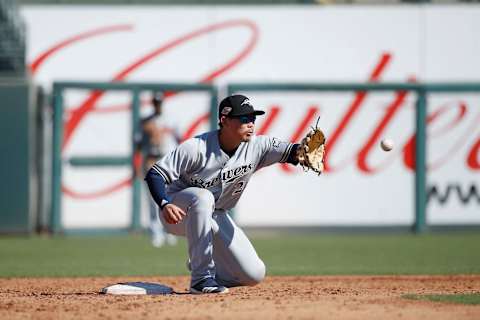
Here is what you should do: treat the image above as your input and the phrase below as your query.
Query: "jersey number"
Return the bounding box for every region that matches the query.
[232,181,245,196]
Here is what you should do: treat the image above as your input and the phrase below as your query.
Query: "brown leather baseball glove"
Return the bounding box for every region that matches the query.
[297,118,326,175]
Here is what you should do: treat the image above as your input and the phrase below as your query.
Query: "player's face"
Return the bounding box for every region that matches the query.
[225,115,256,142]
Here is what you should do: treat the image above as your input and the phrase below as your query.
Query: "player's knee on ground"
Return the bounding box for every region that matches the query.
[240,259,266,286]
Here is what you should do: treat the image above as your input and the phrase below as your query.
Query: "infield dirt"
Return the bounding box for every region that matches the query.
[1,275,479,319]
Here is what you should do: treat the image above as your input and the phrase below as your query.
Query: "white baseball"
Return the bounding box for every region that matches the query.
[380,139,394,152]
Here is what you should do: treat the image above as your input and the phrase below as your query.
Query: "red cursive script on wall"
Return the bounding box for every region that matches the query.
[30,20,258,199]
[30,22,479,200]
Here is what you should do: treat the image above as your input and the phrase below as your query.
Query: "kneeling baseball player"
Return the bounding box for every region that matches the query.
[145,94,325,294]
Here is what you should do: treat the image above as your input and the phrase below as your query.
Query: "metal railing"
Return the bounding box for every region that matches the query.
[228,82,480,233]
[50,80,480,234]
[51,81,218,234]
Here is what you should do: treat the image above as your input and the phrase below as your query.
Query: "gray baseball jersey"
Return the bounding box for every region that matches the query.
[152,130,294,210]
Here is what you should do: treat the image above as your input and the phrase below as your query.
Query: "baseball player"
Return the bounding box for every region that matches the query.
[145,94,302,294]
[136,92,178,247]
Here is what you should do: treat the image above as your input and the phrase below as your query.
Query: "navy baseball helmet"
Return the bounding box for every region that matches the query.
[218,95,265,119]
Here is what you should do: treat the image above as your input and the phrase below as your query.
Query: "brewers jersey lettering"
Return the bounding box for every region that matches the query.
[151,130,294,210]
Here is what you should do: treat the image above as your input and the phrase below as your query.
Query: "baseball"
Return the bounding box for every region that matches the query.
[380,139,394,152]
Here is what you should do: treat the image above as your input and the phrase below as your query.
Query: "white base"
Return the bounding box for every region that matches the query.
[101,282,173,295]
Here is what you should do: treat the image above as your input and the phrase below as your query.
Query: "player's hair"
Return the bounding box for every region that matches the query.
[152,99,162,107]
[152,91,164,104]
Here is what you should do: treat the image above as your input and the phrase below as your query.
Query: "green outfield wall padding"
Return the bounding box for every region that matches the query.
[0,76,36,233]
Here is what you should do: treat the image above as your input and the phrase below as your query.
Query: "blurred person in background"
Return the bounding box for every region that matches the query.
[136,91,177,248]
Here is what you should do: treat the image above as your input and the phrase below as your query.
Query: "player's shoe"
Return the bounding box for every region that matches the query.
[190,277,229,294]
[151,234,165,248]
[166,234,178,246]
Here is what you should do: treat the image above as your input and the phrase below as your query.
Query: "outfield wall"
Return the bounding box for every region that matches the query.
[20,5,480,229]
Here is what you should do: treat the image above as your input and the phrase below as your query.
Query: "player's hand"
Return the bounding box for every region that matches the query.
[162,203,186,224]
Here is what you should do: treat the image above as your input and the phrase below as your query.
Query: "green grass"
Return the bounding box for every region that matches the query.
[255,232,480,275]
[403,293,480,305]
[0,232,479,277]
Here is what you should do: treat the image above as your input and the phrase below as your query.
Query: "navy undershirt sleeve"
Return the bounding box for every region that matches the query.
[286,143,300,165]
[145,168,171,208]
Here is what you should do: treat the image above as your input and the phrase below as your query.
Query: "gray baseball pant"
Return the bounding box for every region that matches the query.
[158,187,266,287]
